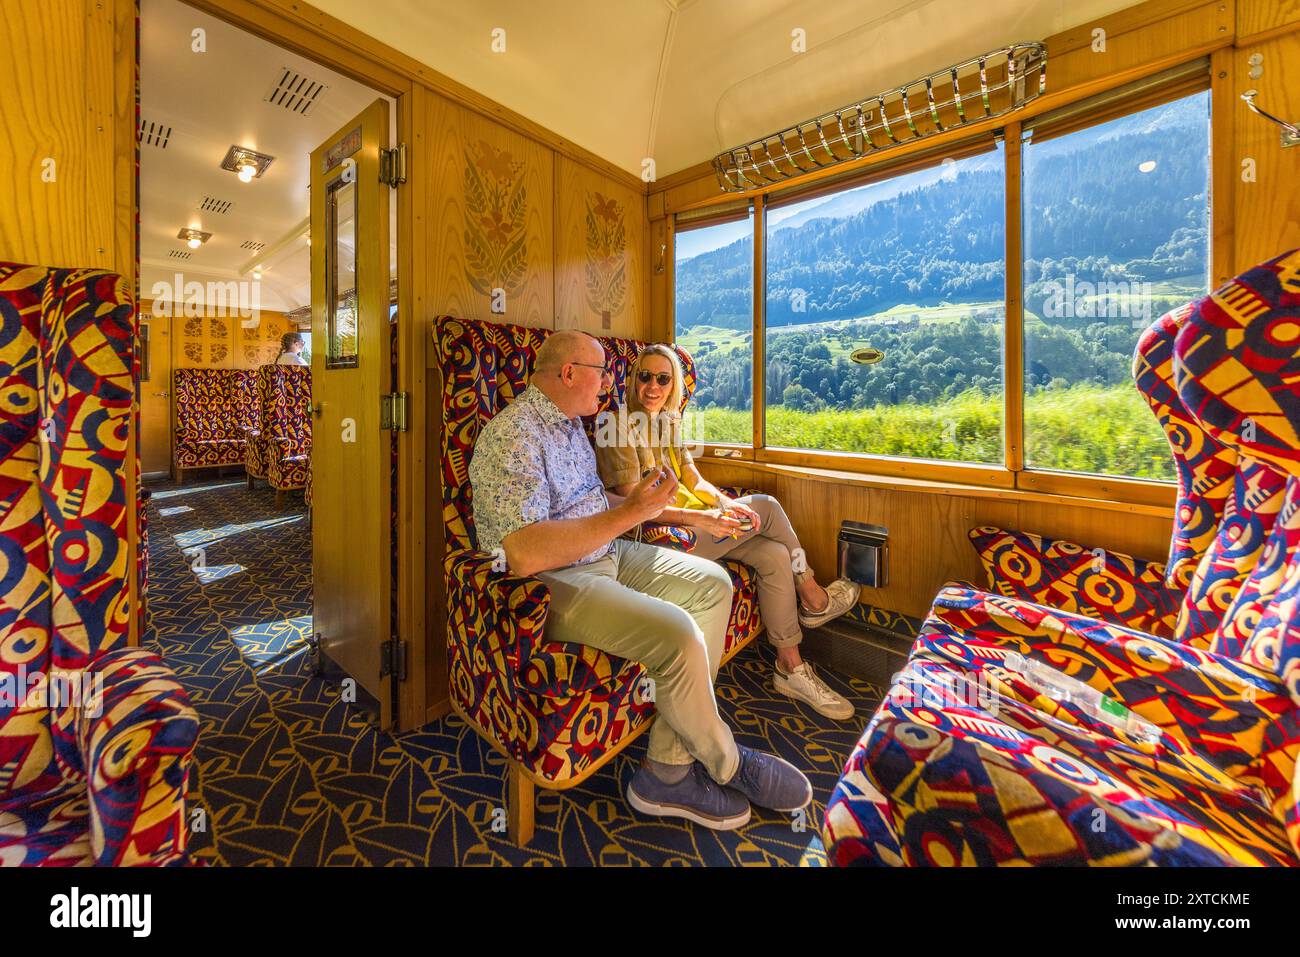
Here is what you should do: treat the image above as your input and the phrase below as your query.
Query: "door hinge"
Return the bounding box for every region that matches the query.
[380,143,407,187]
[380,637,408,681]
[380,391,409,431]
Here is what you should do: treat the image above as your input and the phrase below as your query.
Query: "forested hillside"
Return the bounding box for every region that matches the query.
[672,94,1209,479]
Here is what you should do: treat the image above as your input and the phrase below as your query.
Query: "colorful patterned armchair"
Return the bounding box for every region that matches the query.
[245,364,311,504]
[0,262,200,865]
[433,315,762,843]
[173,367,257,482]
[823,250,1300,866]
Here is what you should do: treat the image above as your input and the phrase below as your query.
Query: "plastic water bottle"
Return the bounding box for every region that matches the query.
[1003,652,1162,745]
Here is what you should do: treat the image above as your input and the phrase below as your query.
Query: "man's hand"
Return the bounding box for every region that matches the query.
[621,468,679,523]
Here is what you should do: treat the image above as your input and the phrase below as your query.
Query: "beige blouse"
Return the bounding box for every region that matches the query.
[594,407,712,509]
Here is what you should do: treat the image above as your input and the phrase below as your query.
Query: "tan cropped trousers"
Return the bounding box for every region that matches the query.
[538,538,740,781]
[686,494,807,649]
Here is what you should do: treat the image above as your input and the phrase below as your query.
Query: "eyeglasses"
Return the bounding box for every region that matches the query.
[569,361,613,380]
[636,370,673,387]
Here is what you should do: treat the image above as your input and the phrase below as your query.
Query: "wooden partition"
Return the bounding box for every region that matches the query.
[415,93,652,718]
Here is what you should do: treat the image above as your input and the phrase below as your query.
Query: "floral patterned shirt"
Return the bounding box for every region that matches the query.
[468,384,613,566]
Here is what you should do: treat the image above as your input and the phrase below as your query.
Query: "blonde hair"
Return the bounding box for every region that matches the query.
[627,344,686,417]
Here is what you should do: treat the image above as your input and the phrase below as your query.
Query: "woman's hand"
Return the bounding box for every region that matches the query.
[723,500,762,533]
[688,508,745,538]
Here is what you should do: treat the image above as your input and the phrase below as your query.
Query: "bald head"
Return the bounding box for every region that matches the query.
[530,329,608,418]
[534,330,600,373]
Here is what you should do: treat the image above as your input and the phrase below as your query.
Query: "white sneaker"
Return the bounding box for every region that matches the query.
[774,662,855,721]
[797,578,861,629]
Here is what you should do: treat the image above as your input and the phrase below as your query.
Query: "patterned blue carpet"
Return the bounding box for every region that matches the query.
[144,477,883,866]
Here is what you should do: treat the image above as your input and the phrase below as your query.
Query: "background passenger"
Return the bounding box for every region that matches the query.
[275,332,308,365]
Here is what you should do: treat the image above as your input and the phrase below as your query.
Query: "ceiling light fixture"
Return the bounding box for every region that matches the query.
[712,42,1047,193]
[178,227,211,249]
[221,145,275,182]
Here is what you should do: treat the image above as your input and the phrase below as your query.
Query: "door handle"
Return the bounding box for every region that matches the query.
[311,402,323,419]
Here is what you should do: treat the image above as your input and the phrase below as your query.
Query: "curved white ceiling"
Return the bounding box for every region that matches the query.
[140,0,391,312]
[310,0,1138,178]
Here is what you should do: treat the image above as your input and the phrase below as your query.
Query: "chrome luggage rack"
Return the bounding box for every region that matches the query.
[711,41,1048,193]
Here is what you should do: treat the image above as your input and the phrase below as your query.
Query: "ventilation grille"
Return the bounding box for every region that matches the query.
[138,119,172,149]
[264,67,329,115]
[239,240,266,252]
[168,249,192,260]
[201,196,233,214]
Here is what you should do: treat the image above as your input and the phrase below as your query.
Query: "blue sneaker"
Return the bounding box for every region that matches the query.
[724,744,812,812]
[626,761,751,830]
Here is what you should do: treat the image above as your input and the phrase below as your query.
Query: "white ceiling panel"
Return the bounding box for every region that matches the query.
[140,0,391,312]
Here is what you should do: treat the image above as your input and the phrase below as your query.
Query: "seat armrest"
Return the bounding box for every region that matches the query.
[968,525,1183,639]
[65,647,200,866]
[640,522,696,552]
[446,549,551,684]
[718,485,762,499]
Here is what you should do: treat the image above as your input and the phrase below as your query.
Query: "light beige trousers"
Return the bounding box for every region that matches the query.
[687,494,806,648]
[538,538,740,781]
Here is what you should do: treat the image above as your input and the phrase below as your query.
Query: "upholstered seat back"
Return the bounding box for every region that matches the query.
[433,317,695,554]
[1170,248,1300,680]
[1133,305,1238,590]
[0,262,135,796]
[256,364,312,451]
[173,367,256,441]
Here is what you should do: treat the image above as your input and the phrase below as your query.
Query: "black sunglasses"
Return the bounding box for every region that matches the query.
[636,370,673,387]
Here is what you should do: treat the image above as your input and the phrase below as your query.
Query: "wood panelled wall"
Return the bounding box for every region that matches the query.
[700,462,1175,621]
[140,301,297,370]
[1233,28,1300,268]
[421,93,649,333]
[0,0,133,274]
[555,157,649,339]
[651,0,1300,625]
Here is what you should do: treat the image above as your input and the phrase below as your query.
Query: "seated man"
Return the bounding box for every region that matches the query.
[469,329,812,830]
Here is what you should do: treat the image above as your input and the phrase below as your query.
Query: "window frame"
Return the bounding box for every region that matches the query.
[670,69,1211,511]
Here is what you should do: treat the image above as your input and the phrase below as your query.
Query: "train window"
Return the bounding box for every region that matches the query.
[762,142,1006,463]
[1021,91,1210,480]
[674,208,755,445]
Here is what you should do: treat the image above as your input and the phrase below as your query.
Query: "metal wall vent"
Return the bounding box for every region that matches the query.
[264,67,329,115]
[167,249,192,260]
[201,197,234,214]
[138,119,172,149]
[239,240,266,251]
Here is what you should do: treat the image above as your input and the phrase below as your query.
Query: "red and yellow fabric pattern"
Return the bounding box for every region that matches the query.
[824,249,1300,866]
[0,261,198,866]
[173,367,257,470]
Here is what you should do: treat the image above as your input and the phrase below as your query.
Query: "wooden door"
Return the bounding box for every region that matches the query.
[309,99,395,727]
[139,311,173,476]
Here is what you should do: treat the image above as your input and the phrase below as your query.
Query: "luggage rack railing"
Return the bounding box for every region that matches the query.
[711,41,1047,193]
